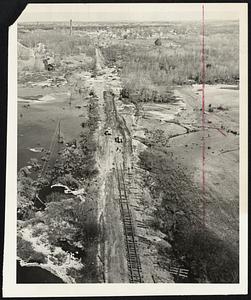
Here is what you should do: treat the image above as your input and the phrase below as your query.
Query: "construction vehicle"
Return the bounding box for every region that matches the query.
[104,127,112,135]
[115,135,123,143]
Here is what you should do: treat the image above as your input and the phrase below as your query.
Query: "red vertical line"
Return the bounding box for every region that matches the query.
[201,4,206,227]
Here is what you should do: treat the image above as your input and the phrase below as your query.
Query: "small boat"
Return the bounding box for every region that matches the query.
[29,147,44,153]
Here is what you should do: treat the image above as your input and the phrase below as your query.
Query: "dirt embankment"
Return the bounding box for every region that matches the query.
[90,62,129,282]
[115,96,174,283]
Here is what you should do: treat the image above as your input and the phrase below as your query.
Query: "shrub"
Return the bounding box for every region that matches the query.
[17,236,46,264]
[29,252,47,264]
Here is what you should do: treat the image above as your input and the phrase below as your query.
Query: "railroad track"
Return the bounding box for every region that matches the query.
[115,160,143,283]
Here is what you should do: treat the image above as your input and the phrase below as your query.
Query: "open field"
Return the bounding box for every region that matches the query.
[17,20,239,284]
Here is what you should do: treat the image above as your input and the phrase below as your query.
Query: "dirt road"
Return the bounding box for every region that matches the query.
[89,51,129,282]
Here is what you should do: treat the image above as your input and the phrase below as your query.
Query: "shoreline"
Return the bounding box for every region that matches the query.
[17,257,74,283]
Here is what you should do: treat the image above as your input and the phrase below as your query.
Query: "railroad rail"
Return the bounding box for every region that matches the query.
[115,160,143,283]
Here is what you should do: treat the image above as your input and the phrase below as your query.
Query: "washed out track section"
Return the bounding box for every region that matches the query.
[115,160,143,283]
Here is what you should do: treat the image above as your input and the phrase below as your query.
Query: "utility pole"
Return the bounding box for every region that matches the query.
[58,120,61,143]
[69,94,71,107]
[70,19,72,36]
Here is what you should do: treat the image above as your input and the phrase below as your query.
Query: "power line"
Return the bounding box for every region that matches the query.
[33,120,62,205]
[40,120,60,177]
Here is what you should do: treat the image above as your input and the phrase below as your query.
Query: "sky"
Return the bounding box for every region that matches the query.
[18,3,243,23]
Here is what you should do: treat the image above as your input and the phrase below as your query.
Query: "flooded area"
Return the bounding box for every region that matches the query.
[18,87,88,170]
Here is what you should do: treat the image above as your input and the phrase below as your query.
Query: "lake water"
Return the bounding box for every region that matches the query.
[18,89,88,170]
[17,261,63,283]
